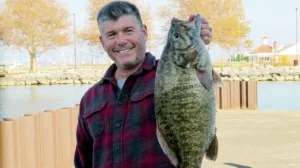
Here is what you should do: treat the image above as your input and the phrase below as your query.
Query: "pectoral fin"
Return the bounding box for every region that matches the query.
[196,70,213,91]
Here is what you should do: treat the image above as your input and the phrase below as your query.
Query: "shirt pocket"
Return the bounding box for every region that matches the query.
[130,89,156,126]
[83,101,107,138]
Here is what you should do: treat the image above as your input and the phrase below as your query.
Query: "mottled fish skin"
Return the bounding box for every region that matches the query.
[155,14,219,168]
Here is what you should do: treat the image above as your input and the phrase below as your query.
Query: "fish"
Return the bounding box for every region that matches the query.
[154,14,223,168]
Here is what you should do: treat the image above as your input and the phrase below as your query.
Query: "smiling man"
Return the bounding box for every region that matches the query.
[99,13,148,80]
[74,1,213,168]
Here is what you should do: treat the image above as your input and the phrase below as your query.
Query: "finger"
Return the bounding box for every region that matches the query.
[201,17,209,24]
[202,27,212,35]
[201,23,210,29]
[201,34,212,42]
[200,29,212,37]
[201,17,212,32]
[188,14,196,21]
[201,36,211,45]
[201,24,212,31]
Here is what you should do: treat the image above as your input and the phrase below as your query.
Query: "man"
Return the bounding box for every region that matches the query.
[74,1,213,167]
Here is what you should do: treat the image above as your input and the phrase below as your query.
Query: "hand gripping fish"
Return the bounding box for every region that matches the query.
[154,14,223,168]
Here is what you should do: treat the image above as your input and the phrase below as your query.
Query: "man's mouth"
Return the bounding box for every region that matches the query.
[116,48,133,53]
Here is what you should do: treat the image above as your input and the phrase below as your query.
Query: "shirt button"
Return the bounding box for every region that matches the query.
[116,123,121,128]
[115,146,120,150]
[118,101,122,105]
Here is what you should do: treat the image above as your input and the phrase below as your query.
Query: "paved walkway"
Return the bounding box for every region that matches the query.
[202,110,300,168]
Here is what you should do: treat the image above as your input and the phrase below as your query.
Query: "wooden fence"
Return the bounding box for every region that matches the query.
[0,81,257,168]
[215,81,257,110]
[0,107,79,168]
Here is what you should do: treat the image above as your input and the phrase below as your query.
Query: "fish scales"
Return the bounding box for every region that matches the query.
[155,14,221,168]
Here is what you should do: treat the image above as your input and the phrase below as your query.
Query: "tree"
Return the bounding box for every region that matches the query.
[236,54,241,62]
[243,40,253,51]
[0,19,6,46]
[0,0,71,72]
[244,55,249,62]
[78,0,158,49]
[0,31,4,46]
[240,54,244,61]
[158,0,251,50]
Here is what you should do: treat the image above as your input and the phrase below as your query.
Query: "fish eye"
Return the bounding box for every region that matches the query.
[173,32,179,38]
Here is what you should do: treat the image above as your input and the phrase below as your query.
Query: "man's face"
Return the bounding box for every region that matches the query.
[99,15,148,70]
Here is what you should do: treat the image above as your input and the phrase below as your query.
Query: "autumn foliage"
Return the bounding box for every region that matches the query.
[158,0,251,50]
[0,0,252,71]
[0,0,71,72]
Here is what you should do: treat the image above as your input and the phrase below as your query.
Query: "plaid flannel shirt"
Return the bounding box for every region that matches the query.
[74,53,175,168]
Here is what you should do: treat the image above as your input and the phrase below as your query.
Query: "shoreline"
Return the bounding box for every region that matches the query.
[1,65,300,86]
[1,75,300,86]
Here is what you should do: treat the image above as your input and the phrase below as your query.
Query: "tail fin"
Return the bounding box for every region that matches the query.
[212,68,223,88]
[205,134,218,161]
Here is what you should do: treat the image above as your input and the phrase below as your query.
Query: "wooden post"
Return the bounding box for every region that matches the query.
[36,111,55,168]
[0,120,15,168]
[230,81,240,109]
[12,118,23,168]
[60,108,74,168]
[70,106,80,158]
[214,88,221,110]
[45,109,61,168]
[50,108,73,168]
[220,81,231,109]
[22,115,37,168]
[247,81,258,110]
[240,81,247,109]
[235,81,241,109]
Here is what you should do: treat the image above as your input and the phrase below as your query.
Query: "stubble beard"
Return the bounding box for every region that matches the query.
[118,57,144,71]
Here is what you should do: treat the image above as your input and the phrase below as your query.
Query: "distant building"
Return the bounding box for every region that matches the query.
[277,43,300,66]
[245,36,300,66]
[248,36,274,62]
[279,43,300,56]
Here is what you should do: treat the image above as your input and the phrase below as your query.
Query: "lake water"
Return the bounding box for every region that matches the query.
[0,82,300,121]
[257,81,300,111]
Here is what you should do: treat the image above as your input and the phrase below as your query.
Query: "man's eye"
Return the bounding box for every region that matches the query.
[126,29,133,33]
[107,33,115,38]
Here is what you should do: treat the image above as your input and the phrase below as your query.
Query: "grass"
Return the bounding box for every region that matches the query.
[212,62,252,68]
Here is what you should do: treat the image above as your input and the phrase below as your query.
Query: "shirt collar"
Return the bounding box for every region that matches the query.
[98,52,157,85]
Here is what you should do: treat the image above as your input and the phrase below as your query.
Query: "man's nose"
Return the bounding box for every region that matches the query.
[116,33,127,46]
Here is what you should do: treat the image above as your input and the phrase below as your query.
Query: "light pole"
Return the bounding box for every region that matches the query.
[73,13,77,69]
[296,8,298,66]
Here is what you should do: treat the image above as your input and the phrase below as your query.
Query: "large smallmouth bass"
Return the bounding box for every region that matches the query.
[155,14,223,168]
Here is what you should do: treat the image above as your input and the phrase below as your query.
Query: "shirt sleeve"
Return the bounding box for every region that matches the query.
[74,97,93,168]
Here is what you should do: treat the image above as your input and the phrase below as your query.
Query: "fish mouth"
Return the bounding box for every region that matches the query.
[175,44,195,51]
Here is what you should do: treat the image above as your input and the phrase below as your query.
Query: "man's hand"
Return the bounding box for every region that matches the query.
[188,15,212,45]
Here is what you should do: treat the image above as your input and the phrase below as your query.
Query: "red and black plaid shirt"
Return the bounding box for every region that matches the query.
[74,53,175,168]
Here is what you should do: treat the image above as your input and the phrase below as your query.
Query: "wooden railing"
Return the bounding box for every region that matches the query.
[0,106,79,168]
[0,81,257,168]
[215,81,257,110]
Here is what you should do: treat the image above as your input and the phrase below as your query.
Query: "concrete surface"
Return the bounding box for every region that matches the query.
[202,110,300,168]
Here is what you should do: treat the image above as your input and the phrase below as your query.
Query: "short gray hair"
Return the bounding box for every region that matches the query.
[97,1,143,33]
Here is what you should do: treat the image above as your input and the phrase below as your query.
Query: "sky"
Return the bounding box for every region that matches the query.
[0,0,300,64]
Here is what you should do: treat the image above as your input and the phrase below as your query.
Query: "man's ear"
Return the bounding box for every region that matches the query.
[142,24,148,41]
[99,36,107,52]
